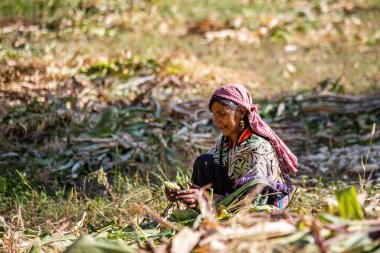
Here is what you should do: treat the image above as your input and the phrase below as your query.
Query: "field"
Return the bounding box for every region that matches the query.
[0,0,379,252]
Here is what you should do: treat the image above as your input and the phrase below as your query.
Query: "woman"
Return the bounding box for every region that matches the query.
[166,84,297,209]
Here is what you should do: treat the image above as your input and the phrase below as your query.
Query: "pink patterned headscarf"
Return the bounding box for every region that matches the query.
[211,84,297,175]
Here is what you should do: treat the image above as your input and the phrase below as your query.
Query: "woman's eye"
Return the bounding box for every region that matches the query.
[212,112,226,117]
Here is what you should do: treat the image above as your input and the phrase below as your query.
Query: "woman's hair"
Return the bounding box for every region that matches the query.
[208,95,239,111]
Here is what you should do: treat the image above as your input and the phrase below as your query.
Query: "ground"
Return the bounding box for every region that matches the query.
[0,0,379,252]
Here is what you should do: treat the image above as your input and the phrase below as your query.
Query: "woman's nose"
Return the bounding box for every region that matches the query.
[216,121,224,128]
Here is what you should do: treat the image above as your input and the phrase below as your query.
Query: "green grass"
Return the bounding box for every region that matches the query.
[0,0,81,26]
[0,169,166,233]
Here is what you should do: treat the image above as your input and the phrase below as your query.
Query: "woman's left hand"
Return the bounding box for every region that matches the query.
[176,189,199,209]
[175,182,201,209]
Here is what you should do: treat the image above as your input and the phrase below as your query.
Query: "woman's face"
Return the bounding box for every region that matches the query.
[211,102,242,138]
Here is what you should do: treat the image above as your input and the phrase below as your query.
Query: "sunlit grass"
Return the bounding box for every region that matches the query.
[0,0,81,25]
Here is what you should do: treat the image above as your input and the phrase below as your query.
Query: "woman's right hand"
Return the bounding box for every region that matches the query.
[164,186,178,202]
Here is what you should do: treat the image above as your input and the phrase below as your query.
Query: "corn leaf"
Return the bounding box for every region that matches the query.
[95,109,113,130]
[216,179,269,208]
[64,235,135,253]
[336,186,363,220]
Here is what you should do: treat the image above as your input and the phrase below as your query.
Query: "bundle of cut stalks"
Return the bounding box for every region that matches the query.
[300,92,380,115]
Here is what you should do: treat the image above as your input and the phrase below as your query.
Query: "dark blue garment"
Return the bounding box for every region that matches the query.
[191,154,234,195]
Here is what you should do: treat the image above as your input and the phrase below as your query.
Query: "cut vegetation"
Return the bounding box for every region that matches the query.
[0,0,379,252]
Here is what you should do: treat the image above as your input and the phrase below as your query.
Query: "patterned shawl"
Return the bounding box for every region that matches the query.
[211,84,297,175]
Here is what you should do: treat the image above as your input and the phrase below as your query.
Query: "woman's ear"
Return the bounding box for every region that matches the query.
[237,106,247,119]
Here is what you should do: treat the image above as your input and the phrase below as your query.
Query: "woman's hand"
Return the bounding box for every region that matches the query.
[175,189,199,209]
[164,186,178,202]
[175,182,201,209]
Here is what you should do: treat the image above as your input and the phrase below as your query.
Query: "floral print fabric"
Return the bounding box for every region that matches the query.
[207,133,287,185]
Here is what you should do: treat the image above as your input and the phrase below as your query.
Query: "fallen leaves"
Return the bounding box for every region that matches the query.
[169,227,200,253]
